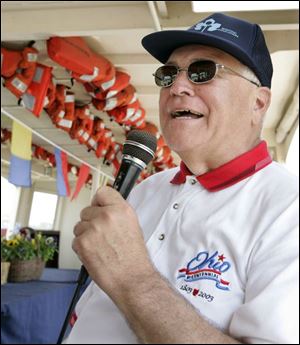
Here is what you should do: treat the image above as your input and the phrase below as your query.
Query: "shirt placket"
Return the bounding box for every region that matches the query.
[146,176,202,259]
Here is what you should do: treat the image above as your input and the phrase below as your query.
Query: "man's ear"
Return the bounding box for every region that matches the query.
[252,87,272,126]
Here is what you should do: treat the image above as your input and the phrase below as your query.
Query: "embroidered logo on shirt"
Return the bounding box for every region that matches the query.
[179,283,215,302]
[177,251,231,291]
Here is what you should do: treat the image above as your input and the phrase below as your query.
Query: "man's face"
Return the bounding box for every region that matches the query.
[159,45,260,160]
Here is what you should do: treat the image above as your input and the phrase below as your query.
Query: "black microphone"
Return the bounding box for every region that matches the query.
[57,130,157,344]
[113,130,157,198]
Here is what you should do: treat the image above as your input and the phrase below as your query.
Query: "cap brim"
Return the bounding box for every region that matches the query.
[142,30,258,80]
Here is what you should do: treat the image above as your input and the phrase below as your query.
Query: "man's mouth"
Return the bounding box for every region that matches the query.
[171,109,204,119]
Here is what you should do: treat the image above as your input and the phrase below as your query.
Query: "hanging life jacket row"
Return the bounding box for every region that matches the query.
[47,36,146,130]
[44,83,118,163]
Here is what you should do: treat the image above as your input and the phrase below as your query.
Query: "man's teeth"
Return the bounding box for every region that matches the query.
[171,110,204,119]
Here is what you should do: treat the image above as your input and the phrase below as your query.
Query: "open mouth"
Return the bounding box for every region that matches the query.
[171,109,204,119]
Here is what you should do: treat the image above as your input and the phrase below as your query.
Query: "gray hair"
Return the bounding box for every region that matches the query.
[242,65,261,87]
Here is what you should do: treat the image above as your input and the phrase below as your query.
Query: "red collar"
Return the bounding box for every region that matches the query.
[170,141,272,192]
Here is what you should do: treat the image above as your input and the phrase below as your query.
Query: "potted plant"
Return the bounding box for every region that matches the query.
[1,229,58,282]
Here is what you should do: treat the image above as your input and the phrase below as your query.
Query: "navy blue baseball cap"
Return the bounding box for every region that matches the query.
[142,13,273,88]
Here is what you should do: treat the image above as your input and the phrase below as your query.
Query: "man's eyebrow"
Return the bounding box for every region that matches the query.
[165,57,219,66]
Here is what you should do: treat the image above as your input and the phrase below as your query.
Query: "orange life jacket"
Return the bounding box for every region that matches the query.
[33,145,49,160]
[3,46,38,98]
[106,143,122,176]
[21,63,52,117]
[154,146,176,170]
[122,107,146,129]
[1,47,22,78]
[112,153,122,175]
[72,105,94,145]
[107,70,129,96]
[45,84,66,124]
[106,99,141,125]
[47,36,113,83]
[86,117,106,151]
[43,78,56,109]
[157,135,166,149]
[92,84,136,111]
[74,55,116,90]
[55,92,75,132]
[157,155,175,171]
[95,128,115,158]
[85,71,130,100]
[104,142,121,165]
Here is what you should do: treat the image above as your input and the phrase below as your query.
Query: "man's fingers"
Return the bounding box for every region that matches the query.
[91,185,124,207]
[73,221,90,236]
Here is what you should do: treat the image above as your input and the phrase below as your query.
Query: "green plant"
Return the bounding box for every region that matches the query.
[34,232,57,262]
[1,231,58,262]
[1,237,13,262]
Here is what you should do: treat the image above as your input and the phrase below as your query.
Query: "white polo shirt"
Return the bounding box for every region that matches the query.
[66,142,299,344]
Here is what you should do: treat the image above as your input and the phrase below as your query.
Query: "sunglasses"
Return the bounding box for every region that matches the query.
[153,60,260,88]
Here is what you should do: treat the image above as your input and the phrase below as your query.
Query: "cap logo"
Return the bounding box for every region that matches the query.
[194,18,239,38]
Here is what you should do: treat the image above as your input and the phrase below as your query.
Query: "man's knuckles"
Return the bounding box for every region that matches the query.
[80,206,101,221]
[73,221,85,236]
[72,227,101,254]
[80,204,134,225]
[92,186,124,207]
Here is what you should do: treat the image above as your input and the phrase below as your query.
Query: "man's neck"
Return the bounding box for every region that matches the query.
[177,138,262,176]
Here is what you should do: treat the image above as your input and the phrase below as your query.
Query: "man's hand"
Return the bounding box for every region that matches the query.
[72,186,155,300]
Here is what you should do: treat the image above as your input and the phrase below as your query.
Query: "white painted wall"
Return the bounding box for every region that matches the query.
[58,186,92,269]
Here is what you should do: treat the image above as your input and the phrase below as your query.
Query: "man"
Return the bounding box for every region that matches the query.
[67,13,299,344]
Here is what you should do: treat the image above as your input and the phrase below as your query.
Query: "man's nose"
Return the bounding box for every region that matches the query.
[169,70,195,97]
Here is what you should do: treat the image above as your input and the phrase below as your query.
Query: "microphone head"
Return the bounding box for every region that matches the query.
[123,130,157,165]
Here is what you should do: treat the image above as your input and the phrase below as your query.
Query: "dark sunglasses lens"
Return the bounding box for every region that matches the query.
[188,61,216,83]
[154,65,178,87]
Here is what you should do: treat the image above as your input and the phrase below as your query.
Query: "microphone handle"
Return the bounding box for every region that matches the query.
[112,158,143,199]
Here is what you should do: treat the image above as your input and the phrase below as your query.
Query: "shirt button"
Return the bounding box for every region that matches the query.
[173,203,179,209]
[159,234,165,241]
[190,179,197,185]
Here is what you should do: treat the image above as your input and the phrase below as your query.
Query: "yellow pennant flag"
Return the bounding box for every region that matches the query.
[11,121,32,160]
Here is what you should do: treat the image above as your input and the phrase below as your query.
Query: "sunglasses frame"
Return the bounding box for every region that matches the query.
[153,60,261,88]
